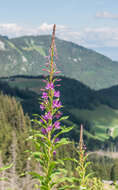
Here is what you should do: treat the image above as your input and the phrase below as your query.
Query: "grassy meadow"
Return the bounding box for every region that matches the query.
[69,105,118,140]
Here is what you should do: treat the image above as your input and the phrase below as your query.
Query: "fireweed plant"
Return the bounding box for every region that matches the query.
[72,125,103,190]
[28,24,73,190]
[76,124,90,188]
[71,125,92,190]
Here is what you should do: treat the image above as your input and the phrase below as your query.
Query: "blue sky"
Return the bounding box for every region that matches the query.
[0,0,118,60]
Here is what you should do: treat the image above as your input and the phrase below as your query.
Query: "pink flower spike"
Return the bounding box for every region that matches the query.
[42,68,50,72]
[54,121,60,129]
[44,112,52,120]
[45,82,54,90]
[46,125,53,132]
[54,91,60,98]
[53,100,62,108]
[56,84,61,87]
[55,112,62,119]
[40,104,45,111]
[56,79,62,82]
[55,71,61,74]
[54,138,59,143]
[40,119,43,123]
[41,128,47,135]
[42,115,47,121]
[42,92,48,99]
[42,79,47,83]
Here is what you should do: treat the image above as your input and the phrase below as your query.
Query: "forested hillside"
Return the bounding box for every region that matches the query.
[1,76,118,151]
[0,93,30,167]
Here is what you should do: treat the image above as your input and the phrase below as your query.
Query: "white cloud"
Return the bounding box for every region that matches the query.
[0,22,83,44]
[0,22,118,49]
[38,23,53,31]
[38,22,67,32]
[0,23,23,36]
[83,27,118,47]
[0,22,69,37]
[96,11,118,19]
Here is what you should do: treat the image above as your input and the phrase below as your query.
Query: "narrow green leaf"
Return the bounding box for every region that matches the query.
[58,116,69,121]
[0,177,8,181]
[53,126,73,143]
[55,138,71,148]
[29,171,44,181]
[0,163,12,172]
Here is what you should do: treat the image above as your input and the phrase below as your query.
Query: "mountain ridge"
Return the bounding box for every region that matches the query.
[0,35,118,89]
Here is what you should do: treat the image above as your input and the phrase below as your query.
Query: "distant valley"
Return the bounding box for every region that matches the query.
[1,75,118,151]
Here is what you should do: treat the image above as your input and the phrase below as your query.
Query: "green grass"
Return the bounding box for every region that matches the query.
[69,105,118,140]
[113,127,118,137]
[7,41,23,55]
[22,45,46,56]
[94,125,108,140]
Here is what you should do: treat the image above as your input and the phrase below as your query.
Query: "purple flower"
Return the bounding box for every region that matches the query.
[55,79,62,82]
[53,100,62,108]
[54,90,60,98]
[55,71,61,74]
[42,115,47,121]
[42,79,47,83]
[56,84,61,87]
[54,138,59,143]
[45,112,52,120]
[40,119,44,123]
[55,111,62,119]
[46,125,53,132]
[40,104,45,111]
[53,150,56,156]
[54,121,60,129]
[42,112,52,122]
[45,82,54,90]
[83,144,87,150]
[41,128,47,135]
[42,92,48,99]
[42,68,49,72]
